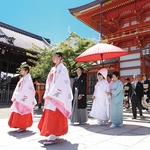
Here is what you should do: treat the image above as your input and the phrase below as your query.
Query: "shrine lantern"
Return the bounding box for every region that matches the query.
[35,83,45,109]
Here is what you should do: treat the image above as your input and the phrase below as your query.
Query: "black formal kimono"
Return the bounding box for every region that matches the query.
[141,79,150,110]
[70,73,88,124]
[123,82,132,109]
[131,81,143,119]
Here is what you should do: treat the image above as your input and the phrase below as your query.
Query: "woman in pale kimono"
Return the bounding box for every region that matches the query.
[8,66,37,132]
[109,71,124,128]
[89,68,110,125]
[107,74,114,122]
[38,52,73,145]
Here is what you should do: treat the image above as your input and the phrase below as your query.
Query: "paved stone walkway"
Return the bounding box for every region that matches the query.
[0,105,150,150]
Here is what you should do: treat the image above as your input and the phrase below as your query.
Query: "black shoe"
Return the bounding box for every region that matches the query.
[132,117,136,119]
[140,115,144,118]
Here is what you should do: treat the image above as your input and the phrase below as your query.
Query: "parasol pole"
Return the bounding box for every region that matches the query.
[101,53,104,68]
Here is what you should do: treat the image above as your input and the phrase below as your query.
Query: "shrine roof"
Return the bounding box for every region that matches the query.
[0,21,50,50]
[69,0,134,14]
[69,0,101,14]
[69,0,137,34]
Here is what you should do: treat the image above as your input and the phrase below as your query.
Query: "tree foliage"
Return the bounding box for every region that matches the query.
[57,32,95,77]
[29,48,53,82]
[29,32,95,82]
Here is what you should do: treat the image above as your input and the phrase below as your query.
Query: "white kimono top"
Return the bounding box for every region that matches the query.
[43,63,73,118]
[11,73,37,115]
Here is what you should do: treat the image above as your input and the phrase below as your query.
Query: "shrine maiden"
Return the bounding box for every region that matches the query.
[8,65,37,132]
[38,52,73,145]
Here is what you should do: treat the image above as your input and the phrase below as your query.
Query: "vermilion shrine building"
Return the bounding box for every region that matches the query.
[69,0,150,94]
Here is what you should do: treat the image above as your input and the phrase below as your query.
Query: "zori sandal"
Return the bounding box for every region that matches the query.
[43,139,58,145]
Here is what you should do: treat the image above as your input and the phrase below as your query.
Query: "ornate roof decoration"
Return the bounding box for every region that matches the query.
[120,9,133,16]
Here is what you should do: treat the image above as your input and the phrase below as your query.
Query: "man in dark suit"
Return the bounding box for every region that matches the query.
[131,74,144,119]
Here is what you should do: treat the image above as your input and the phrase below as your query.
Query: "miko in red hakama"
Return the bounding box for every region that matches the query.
[38,60,72,144]
[8,68,37,132]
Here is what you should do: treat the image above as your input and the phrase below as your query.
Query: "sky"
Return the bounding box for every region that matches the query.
[0,0,100,45]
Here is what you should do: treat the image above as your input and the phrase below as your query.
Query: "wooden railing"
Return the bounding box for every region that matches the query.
[106,25,150,42]
[0,85,15,103]
[0,76,13,103]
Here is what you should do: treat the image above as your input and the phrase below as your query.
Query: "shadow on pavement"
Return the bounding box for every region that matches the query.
[8,130,36,139]
[76,122,150,136]
[39,138,79,150]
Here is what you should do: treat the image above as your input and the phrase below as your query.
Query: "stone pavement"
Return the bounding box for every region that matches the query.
[1,105,150,150]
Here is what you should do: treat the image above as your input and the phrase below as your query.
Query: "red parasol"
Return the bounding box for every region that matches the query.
[75,43,128,62]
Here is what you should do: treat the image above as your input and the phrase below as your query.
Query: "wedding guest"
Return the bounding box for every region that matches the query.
[107,73,114,122]
[109,71,124,128]
[123,77,132,110]
[131,74,144,119]
[141,73,150,111]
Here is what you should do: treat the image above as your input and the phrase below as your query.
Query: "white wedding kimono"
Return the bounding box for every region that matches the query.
[90,79,110,121]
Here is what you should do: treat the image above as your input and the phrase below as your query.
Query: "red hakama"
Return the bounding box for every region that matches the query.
[8,73,36,129]
[38,108,68,136]
[8,102,33,128]
[8,112,32,129]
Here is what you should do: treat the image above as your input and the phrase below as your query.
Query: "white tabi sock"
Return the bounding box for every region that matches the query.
[48,134,57,140]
